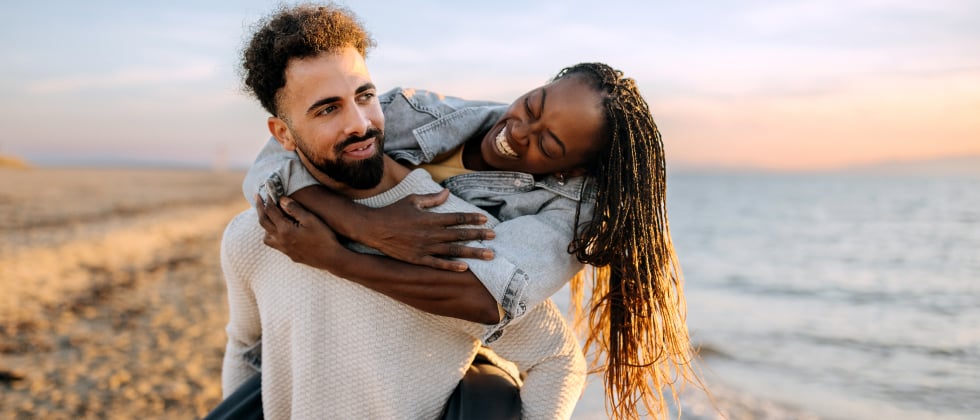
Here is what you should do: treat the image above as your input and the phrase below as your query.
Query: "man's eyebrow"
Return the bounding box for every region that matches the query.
[541,89,567,156]
[306,96,340,114]
[356,82,376,94]
[306,83,377,114]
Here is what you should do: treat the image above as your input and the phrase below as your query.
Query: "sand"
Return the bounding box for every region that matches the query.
[0,167,248,419]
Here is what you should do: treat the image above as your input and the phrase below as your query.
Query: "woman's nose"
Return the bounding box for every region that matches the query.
[510,120,533,146]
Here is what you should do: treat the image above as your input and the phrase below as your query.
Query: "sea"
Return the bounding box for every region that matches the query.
[559,172,980,419]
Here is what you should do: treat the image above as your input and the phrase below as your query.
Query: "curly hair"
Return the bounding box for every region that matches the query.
[241,2,376,116]
[561,63,705,419]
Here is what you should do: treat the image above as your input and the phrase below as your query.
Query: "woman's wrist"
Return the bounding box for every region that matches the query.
[290,185,371,242]
[321,246,361,277]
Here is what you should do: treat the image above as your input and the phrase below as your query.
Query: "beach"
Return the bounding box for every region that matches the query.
[6,166,973,419]
[0,166,757,419]
[0,167,248,419]
[0,166,729,420]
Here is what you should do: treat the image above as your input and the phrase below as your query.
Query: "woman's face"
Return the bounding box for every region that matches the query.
[479,75,606,176]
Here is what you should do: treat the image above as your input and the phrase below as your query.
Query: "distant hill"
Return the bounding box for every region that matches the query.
[0,154,30,169]
[838,155,980,176]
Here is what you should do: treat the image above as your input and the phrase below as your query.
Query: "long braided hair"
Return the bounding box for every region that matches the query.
[562,63,699,419]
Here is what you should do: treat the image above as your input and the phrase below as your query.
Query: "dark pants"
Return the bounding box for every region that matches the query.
[203,373,262,420]
[440,353,521,420]
[203,354,521,420]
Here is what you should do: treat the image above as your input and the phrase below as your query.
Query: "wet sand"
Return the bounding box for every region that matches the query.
[0,167,248,419]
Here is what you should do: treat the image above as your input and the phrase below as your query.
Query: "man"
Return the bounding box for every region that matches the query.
[218,4,584,418]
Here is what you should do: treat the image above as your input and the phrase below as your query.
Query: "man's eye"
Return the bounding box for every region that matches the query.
[319,105,338,115]
[358,92,375,102]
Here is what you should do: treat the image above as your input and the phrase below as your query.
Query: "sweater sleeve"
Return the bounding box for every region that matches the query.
[220,211,265,397]
[485,300,586,420]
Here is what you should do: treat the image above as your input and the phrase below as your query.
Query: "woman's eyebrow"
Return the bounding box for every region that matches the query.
[540,88,567,156]
[538,88,547,115]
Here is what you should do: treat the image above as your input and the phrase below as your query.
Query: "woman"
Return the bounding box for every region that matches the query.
[249,62,700,419]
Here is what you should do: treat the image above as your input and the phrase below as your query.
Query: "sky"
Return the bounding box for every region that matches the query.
[1,0,978,171]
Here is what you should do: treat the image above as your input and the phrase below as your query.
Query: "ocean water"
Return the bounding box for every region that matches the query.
[564,172,980,419]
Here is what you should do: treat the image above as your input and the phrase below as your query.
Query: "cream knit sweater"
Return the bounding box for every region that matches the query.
[221,169,586,419]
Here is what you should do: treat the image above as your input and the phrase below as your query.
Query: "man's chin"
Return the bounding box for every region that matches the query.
[312,155,384,190]
[344,173,383,190]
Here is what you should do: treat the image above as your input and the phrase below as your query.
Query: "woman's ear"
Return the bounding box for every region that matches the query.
[268,116,297,151]
[553,167,588,185]
[563,167,589,178]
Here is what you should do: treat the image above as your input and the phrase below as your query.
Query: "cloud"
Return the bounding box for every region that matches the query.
[740,0,975,31]
[25,62,219,95]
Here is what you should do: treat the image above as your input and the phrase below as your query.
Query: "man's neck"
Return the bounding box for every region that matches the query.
[311,155,410,200]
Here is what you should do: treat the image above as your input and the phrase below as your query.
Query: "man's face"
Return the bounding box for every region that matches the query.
[270,47,385,190]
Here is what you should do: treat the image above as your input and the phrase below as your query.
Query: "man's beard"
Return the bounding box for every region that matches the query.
[294,128,385,190]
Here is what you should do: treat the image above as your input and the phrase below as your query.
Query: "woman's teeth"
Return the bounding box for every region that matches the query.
[495,127,518,158]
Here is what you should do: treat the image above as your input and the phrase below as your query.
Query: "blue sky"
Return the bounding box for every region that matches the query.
[1,0,978,169]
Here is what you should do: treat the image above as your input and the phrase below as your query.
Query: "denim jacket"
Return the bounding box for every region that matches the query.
[243,87,595,342]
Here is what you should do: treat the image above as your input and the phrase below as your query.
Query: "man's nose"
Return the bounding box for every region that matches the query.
[343,105,370,136]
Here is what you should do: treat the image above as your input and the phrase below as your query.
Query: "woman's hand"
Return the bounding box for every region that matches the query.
[359,189,496,272]
[256,195,344,270]
[289,186,496,273]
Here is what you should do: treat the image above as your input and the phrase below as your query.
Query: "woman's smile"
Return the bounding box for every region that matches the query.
[493,125,519,159]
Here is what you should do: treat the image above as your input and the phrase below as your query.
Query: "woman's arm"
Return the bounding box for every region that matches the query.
[257,181,589,335]
[243,137,494,271]
[463,198,590,337]
[258,195,502,324]
[290,185,494,272]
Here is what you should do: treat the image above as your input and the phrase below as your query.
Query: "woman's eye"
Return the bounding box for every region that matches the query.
[538,137,561,159]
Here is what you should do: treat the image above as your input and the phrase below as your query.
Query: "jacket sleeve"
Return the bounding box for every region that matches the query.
[220,212,265,397]
[485,300,586,420]
[241,138,320,206]
[462,195,590,342]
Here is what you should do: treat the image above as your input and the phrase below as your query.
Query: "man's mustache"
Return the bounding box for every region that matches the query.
[335,128,383,153]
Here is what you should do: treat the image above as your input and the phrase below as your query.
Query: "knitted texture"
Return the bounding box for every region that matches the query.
[221,169,585,419]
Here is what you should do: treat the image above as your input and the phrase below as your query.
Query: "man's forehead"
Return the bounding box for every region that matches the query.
[280,48,371,107]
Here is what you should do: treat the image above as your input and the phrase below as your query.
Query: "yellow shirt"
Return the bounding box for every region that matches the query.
[414,145,472,183]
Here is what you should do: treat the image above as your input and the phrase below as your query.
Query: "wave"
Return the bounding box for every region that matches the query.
[714,274,979,315]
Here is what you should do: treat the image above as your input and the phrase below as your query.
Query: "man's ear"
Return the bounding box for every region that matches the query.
[268,116,297,151]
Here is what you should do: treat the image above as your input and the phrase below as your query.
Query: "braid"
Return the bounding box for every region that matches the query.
[562,63,699,419]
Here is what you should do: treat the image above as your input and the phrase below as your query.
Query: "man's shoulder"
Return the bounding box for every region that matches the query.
[221,208,266,256]
[226,206,261,231]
